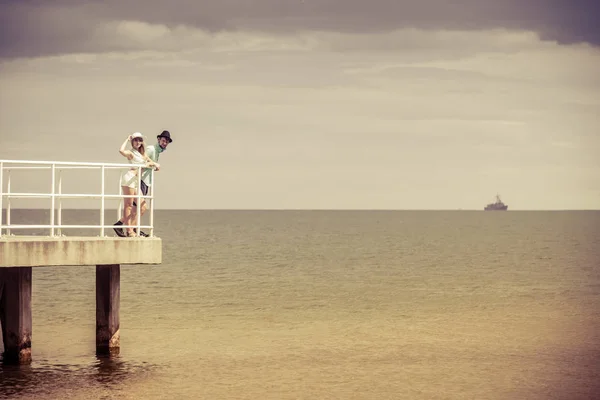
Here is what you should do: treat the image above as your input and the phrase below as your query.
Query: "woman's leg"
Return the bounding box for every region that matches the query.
[129,200,147,235]
[140,200,148,216]
[121,186,137,236]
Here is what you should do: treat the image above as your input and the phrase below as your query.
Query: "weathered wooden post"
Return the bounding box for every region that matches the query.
[96,264,120,356]
[0,267,32,364]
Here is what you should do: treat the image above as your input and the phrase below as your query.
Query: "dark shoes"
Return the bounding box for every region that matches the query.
[113,221,126,237]
[114,221,149,237]
[134,229,149,237]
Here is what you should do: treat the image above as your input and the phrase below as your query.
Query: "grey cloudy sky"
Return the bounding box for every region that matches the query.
[1,0,599,209]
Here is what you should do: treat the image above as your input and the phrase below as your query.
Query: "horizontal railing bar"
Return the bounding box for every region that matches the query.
[1,225,153,229]
[0,159,141,168]
[1,166,52,170]
[3,166,141,170]
[2,193,152,199]
[53,194,153,199]
[0,193,52,198]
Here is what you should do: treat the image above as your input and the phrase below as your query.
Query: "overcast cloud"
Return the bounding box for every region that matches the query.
[1,0,599,58]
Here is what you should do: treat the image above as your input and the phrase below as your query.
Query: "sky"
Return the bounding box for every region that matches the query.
[0,0,599,210]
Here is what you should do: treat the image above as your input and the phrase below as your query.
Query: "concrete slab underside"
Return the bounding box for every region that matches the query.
[0,237,162,267]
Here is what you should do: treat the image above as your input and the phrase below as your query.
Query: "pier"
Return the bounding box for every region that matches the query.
[0,160,162,364]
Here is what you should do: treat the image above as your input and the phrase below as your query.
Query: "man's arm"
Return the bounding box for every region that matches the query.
[146,145,156,161]
[146,145,160,170]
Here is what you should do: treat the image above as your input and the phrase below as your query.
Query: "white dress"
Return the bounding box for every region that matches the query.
[120,150,146,189]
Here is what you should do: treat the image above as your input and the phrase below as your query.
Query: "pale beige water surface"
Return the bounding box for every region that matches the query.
[1,210,599,399]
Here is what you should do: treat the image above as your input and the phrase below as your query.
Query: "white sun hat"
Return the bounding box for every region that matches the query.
[131,132,145,141]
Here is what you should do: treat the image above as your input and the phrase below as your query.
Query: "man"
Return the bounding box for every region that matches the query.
[114,130,173,237]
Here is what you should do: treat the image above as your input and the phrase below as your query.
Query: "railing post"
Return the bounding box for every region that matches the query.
[0,161,3,237]
[100,165,105,237]
[50,163,55,236]
[149,169,154,237]
[117,169,123,223]
[6,169,11,235]
[57,169,62,236]
[136,166,141,235]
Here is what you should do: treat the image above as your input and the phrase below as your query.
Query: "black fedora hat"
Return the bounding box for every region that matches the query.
[157,130,173,143]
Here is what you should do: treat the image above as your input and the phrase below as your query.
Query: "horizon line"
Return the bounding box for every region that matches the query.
[3,208,599,212]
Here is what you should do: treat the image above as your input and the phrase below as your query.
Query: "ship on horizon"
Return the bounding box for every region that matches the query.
[484,194,508,211]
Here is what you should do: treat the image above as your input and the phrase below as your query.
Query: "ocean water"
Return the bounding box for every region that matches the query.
[1,210,599,399]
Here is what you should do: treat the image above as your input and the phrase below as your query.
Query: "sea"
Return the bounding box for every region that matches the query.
[1,210,599,399]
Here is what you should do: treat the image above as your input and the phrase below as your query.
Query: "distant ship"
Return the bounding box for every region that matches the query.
[484,194,508,211]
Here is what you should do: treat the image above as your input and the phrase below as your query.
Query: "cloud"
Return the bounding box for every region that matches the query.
[1,0,599,59]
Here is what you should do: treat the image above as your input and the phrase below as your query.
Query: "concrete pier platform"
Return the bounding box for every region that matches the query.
[0,236,162,267]
[0,236,162,363]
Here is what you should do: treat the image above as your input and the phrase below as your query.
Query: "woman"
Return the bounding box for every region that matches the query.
[119,132,158,237]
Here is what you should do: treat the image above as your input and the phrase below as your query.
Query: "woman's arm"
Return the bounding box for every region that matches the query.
[119,136,133,159]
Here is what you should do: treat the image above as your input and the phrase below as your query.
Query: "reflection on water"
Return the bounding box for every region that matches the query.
[0,364,35,398]
[93,354,129,385]
[0,355,156,399]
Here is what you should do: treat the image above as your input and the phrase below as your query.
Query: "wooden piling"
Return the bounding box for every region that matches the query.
[96,264,120,355]
[0,267,33,364]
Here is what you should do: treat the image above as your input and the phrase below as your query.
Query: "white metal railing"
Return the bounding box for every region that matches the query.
[0,159,156,238]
